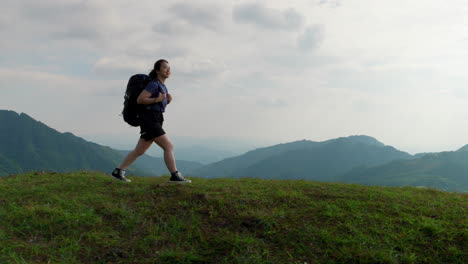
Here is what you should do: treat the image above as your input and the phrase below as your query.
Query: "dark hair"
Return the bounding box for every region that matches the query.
[149,59,168,79]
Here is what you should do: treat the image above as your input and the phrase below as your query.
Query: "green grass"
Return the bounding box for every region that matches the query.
[0,171,466,264]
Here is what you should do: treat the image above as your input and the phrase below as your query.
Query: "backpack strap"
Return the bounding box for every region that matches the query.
[152,79,165,112]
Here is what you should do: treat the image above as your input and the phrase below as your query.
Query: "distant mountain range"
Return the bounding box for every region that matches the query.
[0,110,202,177]
[189,136,413,180]
[188,136,467,192]
[333,146,468,192]
[1,110,466,192]
[143,145,240,165]
[82,134,259,164]
[118,150,201,176]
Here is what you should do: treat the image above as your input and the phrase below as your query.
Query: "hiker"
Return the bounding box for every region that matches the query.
[111,59,191,183]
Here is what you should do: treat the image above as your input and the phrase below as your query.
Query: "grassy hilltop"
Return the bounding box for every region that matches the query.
[0,172,466,264]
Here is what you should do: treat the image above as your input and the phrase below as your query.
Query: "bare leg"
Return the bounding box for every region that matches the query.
[153,134,177,173]
[118,138,153,170]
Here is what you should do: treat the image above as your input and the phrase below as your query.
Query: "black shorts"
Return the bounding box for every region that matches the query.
[139,110,165,141]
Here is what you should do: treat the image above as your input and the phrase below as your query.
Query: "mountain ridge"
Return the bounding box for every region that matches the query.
[1,109,466,192]
[190,135,412,180]
[0,110,201,177]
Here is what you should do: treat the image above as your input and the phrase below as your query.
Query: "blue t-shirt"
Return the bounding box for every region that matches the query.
[144,80,168,112]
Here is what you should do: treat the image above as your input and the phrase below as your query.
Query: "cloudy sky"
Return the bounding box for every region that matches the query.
[1,0,468,154]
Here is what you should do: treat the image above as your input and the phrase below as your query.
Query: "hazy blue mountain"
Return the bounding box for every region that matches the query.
[413,152,435,158]
[334,145,468,192]
[118,150,203,176]
[233,137,412,180]
[0,110,127,176]
[457,144,468,152]
[147,145,240,164]
[0,110,201,177]
[342,135,386,147]
[189,135,413,180]
[189,139,324,178]
[173,145,240,164]
[0,153,22,175]
[82,134,265,164]
[3,109,465,192]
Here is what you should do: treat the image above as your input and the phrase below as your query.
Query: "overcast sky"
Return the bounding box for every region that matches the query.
[1,0,468,154]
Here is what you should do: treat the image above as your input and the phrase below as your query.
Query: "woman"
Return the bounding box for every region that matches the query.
[111,59,191,183]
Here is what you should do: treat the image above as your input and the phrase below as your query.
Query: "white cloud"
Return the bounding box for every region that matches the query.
[152,20,194,35]
[168,2,225,31]
[17,0,106,40]
[233,3,304,30]
[2,0,468,154]
[297,25,324,51]
[319,0,342,7]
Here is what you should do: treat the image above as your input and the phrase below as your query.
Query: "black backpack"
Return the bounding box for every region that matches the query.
[122,74,151,127]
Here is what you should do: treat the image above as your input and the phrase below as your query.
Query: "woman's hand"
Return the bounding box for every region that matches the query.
[155,92,166,103]
[167,93,172,104]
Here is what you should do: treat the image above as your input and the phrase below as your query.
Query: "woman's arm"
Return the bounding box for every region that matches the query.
[136,90,166,105]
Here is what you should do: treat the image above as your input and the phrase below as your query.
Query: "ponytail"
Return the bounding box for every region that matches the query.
[149,69,158,79]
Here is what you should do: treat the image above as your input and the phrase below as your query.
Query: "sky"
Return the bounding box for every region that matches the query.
[1,0,468,154]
